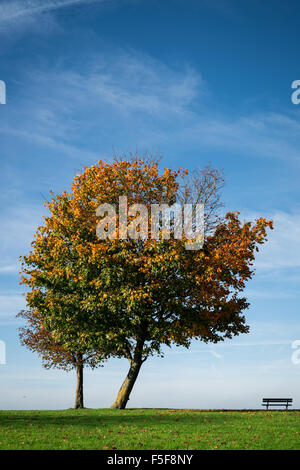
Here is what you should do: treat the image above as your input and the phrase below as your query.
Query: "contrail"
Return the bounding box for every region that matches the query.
[0,0,100,23]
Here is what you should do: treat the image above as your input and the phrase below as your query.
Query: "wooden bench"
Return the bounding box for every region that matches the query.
[262,398,292,410]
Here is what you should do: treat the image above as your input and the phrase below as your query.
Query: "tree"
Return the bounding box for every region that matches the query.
[17,309,104,409]
[20,155,273,409]
[104,211,273,409]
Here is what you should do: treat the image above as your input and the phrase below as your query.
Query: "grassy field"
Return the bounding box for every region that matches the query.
[0,408,299,450]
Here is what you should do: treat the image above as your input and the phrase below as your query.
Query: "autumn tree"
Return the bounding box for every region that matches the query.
[20,155,273,409]
[17,309,104,409]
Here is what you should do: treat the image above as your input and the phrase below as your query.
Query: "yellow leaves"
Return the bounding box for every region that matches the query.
[19,155,274,367]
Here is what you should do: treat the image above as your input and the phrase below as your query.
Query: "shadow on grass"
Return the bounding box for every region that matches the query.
[1,408,297,430]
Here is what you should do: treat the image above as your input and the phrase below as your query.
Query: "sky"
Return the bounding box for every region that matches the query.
[0,0,300,410]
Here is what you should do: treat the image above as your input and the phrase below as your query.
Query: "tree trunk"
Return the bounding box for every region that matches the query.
[110,338,145,409]
[74,355,84,409]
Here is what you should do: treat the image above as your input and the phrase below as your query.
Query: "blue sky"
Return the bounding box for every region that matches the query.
[1,0,300,410]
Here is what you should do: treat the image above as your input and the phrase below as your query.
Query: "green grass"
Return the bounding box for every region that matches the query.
[0,408,299,450]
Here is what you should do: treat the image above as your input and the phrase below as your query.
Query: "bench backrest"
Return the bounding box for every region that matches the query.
[262,398,292,402]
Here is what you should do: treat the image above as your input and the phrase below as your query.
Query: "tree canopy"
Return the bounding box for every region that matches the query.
[20,156,273,409]
[17,309,104,408]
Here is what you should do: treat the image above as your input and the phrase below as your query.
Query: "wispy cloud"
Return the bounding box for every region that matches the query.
[26,53,202,117]
[5,50,300,165]
[246,288,298,300]
[0,0,103,35]
[209,350,223,359]
[0,264,19,274]
[3,49,300,165]
[241,210,300,271]
[0,0,98,23]
[0,204,45,278]
[169,110,300,161]
[0,52,203,157]
[0,294,25,318]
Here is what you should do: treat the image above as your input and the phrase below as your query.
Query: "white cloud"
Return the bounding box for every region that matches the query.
[248,211,300,270]
[0,126,100,160]
[0,52,204,156]
[27,53,203,117]
[3,47,300,167]
[3,50,300,163]
[0,0,104,36]
[169,111,300,161]
[0,0,98,23]
[209,350,223,359]
[0,203,45,276]
[0,264,19,274]
[246,288,297,300]
[0,294,25,317]
[83,54,202,115]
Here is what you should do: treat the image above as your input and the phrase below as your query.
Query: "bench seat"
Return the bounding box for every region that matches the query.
[262,398,292,410]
